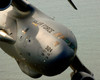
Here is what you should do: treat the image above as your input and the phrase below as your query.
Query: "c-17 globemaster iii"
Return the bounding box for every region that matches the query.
[0,0,95,80]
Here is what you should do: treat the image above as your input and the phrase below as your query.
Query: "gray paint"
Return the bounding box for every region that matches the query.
[0,0,77,78]
[0,0,99,80]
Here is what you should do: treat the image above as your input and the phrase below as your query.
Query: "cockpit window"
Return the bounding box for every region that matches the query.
[65,39,71,45]
[54,32,76,50]
[64,39,75,50]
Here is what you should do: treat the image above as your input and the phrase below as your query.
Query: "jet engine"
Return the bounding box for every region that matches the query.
[0,0,12,11]
[71,72,94,80]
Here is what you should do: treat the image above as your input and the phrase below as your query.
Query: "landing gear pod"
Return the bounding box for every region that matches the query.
[71,72,94,80]
[0,0,12,11]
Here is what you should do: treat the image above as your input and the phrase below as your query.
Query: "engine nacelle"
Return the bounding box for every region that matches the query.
[0,0,12,11]
[71,72,94,80]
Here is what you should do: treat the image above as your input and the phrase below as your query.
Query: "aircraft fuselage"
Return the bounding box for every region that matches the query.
[0,5,77,77]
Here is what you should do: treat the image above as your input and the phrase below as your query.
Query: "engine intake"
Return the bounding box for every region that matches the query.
[0,0,12,11]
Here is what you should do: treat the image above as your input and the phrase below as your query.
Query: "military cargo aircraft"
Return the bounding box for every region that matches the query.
[0,0,94,80]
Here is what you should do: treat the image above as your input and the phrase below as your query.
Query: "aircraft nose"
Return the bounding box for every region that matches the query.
[43,40,76,76]
[52,42,75,62]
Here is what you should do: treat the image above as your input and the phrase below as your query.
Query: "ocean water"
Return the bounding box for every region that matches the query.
[0,0,100,80]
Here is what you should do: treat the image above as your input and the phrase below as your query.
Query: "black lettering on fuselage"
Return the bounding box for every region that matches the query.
[33,19,55,33]
[45,45,53,52]
[41,24,54,33]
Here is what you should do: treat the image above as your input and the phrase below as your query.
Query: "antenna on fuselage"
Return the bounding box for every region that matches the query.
[68,0,77,10]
